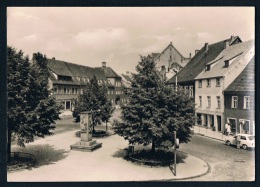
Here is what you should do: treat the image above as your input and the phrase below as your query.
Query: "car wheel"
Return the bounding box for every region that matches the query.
[226,141,231,146]
[242,144,248,150]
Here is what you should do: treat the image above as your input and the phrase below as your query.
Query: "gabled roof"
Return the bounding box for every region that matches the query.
[167,36,241,84]
[224,56,255,92]
[195,40,254,80]
[47,59,74,77]
[121,74,132,82]
[95,67,121,78]
[47,59,108,84]
[153,42,186,62]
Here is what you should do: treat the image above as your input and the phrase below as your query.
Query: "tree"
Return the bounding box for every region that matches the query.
[7,47,60,162]
[73,76,114,132]
[113,55,195,154]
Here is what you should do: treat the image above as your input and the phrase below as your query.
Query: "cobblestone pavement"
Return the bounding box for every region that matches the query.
[179,134,255,181]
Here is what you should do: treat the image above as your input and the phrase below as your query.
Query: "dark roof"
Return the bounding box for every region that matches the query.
[95,67,121,78]
[224,56,255,92]
[47,59,109,85]
[195,40,254,80]
[47,59,74,77]
[167,37,238,84]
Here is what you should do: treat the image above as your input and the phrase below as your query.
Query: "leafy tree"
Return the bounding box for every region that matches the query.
[7,47,60,162]
[113,55,195,154]
[73,76,114,132]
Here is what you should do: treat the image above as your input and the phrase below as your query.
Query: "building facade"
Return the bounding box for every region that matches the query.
[194,40,254,134]
[167,36,242,102]
[47,58,126,111]
[224,57,255,135]
[149,42,192,80]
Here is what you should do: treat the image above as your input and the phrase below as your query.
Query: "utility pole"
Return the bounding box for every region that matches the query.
[173,131,177,176]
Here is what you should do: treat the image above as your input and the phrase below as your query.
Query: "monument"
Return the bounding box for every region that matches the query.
[70,111,102,152]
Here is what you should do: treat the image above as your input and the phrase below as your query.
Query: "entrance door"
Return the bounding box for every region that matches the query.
[229,118,237,134]
[65,101,71,110]
[240,120,250,134]
[217,116,221,131]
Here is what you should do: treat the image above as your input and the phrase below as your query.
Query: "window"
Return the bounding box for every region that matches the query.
[216,96,221,108]
[53,87,57,94]
[207,96,211,108]
[185,86,188,94]
[64,87,67,94]
[198,80,202,88]
[207,79,211,87]
[216,78,220,87]
[231,96,238,108]
[199,96,202,107]
[72,88,75,94]
[189,86,193,97]
[244,96,250,109]
[75,88,78,94]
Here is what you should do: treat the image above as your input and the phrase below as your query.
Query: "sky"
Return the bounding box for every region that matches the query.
[7,7,255,75]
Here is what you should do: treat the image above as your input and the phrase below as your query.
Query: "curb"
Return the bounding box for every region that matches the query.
[195,133,225,142]
[149,150,211,181]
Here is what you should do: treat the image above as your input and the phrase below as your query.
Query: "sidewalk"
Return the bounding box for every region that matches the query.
[8,130,210,181]
[194,125,228,141]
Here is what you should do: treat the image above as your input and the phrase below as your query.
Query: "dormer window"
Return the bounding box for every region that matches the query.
[206,64,210,71]
[224,60,229,68]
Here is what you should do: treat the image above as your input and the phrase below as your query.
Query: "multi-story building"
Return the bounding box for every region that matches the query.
[224,56,255,135]
[149,42,192,79]
[167,36,242,100]
[47,58,126,111]
[94,62,127,105]
[194,40,254,134]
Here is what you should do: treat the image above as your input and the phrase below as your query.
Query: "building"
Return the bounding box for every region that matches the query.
[94,62,127,105]
[224,56,255,135]
[47,58,126,111]
[194,40,254,135]
[149,42,192,79]
[167,36,242,100]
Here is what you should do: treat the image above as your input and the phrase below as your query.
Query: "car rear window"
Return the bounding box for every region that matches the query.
[248,136,255,140]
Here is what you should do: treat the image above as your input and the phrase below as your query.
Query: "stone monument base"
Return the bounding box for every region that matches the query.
[70,140,102,152]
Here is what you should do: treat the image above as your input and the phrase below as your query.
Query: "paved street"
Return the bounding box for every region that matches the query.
[179,135,255,181]
[8,114,255,181]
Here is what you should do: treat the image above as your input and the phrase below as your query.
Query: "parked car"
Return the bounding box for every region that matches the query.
[225,133,255,150]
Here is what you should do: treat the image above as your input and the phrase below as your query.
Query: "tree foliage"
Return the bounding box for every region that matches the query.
[113,56,195,153]
[7,47,60,161]
[73,76,114,131]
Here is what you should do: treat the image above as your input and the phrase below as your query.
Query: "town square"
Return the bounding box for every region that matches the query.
[4,6,255,183]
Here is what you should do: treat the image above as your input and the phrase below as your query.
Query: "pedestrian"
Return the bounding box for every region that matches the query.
[236,134,240,149]
[226,123,231,136]
[225,122,229,135]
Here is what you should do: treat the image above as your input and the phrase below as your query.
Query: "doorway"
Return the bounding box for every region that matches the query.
[217,116,221,131]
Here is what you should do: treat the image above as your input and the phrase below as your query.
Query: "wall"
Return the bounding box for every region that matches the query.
[155,45,183,70]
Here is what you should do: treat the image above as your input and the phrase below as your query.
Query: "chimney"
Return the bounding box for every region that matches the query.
[189,53,192,58]
[195,50,200,54]
[126,71,129,76]
[102,61,106,69]
[205,43,209,52]
[52,57,55,60]
[224,40,230,49]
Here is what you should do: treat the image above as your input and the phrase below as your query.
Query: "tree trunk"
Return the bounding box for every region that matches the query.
[7,129,12,163]
[106,121,107,132]
[151,138,155,156]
